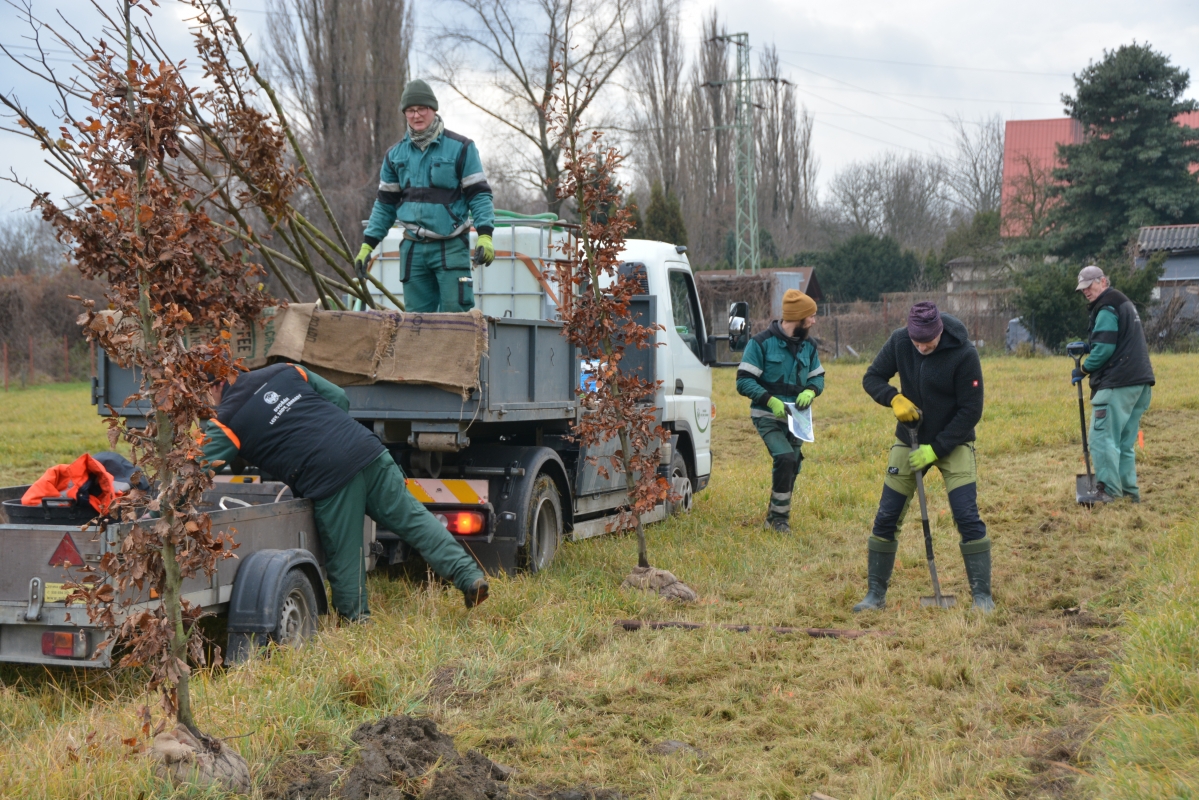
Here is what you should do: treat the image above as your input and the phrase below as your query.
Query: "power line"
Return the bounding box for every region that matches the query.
[773,47,1072,78]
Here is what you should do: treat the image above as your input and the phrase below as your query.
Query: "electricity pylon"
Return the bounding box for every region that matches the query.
[706,33,758,275]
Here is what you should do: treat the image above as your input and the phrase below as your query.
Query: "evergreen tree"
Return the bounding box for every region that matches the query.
[1051,43,1199,260]
[820,234,920,302]
[642,182,688,245]
[625,194,643,238]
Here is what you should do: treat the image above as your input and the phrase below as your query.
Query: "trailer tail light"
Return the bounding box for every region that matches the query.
[435,511,486,535]
[41,630,88,659]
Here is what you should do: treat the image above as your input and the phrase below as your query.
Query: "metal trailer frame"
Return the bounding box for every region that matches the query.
[0,481,325,668]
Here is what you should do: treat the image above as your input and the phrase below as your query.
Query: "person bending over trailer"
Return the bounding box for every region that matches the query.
[855,302,995,613]
[353,79,496,313]
[735,289,824,533]
[1071,265,1155,503]
[200,362,488,621]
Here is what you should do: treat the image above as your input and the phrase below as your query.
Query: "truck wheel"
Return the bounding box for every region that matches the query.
[667,450,693,516]
[518,474,562,573]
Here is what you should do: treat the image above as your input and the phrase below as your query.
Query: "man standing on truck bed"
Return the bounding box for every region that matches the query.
[1071,265,1155,504]
[354,79,496,313]
[855,302,994,613]
[201,363,489,621]
[735,289,824,533]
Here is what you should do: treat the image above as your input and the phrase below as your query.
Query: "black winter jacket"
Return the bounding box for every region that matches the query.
[862,314,984,458]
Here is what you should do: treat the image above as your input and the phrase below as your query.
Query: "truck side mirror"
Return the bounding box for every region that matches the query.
[728,301,750,352]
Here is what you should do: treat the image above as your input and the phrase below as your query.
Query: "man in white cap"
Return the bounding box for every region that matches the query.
[1073,265,1155,503]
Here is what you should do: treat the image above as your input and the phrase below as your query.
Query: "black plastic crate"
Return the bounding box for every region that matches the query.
[2,498,101,525]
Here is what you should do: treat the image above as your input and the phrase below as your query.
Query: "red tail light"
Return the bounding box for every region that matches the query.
[41,630,88,659]
[435,511,486,535]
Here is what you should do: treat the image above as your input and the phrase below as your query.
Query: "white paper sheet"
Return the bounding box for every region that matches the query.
[785,403,814,442]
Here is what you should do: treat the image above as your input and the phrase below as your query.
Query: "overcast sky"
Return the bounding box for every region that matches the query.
[1,0,1196,219]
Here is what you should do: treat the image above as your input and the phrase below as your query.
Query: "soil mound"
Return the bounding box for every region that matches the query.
[272,716,622,800]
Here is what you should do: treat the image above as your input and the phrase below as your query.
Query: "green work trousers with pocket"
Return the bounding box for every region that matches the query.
[1089,384,1152,499]
[873,440,987,544]
[400,236,474,313]
[311,451,483,620]
[753,415,804,524]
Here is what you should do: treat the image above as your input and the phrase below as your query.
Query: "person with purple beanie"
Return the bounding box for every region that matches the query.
[854,301,995,612]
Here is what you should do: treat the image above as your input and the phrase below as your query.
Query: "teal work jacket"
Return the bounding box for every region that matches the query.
[363,129,495,247]
[736,323,826,418]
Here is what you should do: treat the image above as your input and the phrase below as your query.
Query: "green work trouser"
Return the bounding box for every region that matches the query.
[1089,384,1152,499]
[872,440,987,544]
[753,415,803,523]
[312,451,484,619]
[400,236,474,313]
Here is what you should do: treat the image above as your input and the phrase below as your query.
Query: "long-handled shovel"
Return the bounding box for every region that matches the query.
[1067,343,1097,503]
[905,419,956,609]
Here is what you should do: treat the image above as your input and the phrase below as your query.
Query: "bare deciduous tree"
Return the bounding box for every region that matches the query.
[1002,153,1056,239]
[268,0,414,240]
[946,114,1004,215]
[0,214,64,276]
[755,45,817,259]
[629,0,683,196]
[828,153,950,253]
[435,0,658,217]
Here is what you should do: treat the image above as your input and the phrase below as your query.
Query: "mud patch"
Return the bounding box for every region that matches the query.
[267,716,623,800]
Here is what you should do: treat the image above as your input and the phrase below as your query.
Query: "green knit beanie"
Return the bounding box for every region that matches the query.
[400,79,438,111]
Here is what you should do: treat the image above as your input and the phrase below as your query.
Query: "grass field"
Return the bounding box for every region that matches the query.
[1,356,1197,799]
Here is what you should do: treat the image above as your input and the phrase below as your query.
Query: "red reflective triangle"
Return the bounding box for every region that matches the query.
[49,533,84,568]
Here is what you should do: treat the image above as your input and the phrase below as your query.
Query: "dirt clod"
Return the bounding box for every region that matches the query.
[270,716,621,800]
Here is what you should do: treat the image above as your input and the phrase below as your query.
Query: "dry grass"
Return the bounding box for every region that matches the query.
[1,355,1197,798]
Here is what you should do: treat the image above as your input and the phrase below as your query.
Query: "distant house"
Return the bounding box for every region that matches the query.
[1000,113,1199,238]
[1136,224,1199,318]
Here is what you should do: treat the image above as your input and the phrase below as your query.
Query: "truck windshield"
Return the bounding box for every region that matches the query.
[668,270,704,361]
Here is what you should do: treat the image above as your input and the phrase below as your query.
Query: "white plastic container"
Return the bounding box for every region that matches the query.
[368,212,572,320]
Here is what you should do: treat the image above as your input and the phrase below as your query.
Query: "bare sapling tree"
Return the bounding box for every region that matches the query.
[547,57,695,600]
[0,0,401,786]
[628,0,683,196]
[436,0,660,216]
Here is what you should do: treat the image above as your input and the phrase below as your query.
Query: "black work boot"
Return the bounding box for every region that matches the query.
[960,538,994,613]
[853,536,897,612]
[463,577,489,609]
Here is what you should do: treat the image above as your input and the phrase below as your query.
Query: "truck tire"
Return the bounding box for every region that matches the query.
[666,450,694,516]
[518,474,562,573]
[227,568,318,660]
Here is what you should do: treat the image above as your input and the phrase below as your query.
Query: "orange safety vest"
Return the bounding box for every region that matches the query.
[21,454,117,514]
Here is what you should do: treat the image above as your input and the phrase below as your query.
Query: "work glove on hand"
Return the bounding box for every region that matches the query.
[354,243,374,280]
[474,234,495,266]
[795,389,816,409]
[1071,367,1086,386]
[908,444,937,470]
[766,396,787,419]
[890,393,920,423]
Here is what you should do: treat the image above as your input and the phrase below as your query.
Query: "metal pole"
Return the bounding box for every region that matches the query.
[90,340,96,379]
[28,335,33,385]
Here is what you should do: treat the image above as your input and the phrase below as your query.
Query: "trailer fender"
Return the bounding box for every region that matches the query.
[227,549,328,633]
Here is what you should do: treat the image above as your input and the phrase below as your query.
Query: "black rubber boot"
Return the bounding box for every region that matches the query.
[853,536,897,612]
[464,577,490,609]
[960,538,994,613]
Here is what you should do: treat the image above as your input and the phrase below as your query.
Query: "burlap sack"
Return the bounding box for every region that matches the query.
[375,310,489,396]
[152,724,251,795]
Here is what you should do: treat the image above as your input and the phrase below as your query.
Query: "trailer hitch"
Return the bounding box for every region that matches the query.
[25,577,44,622]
